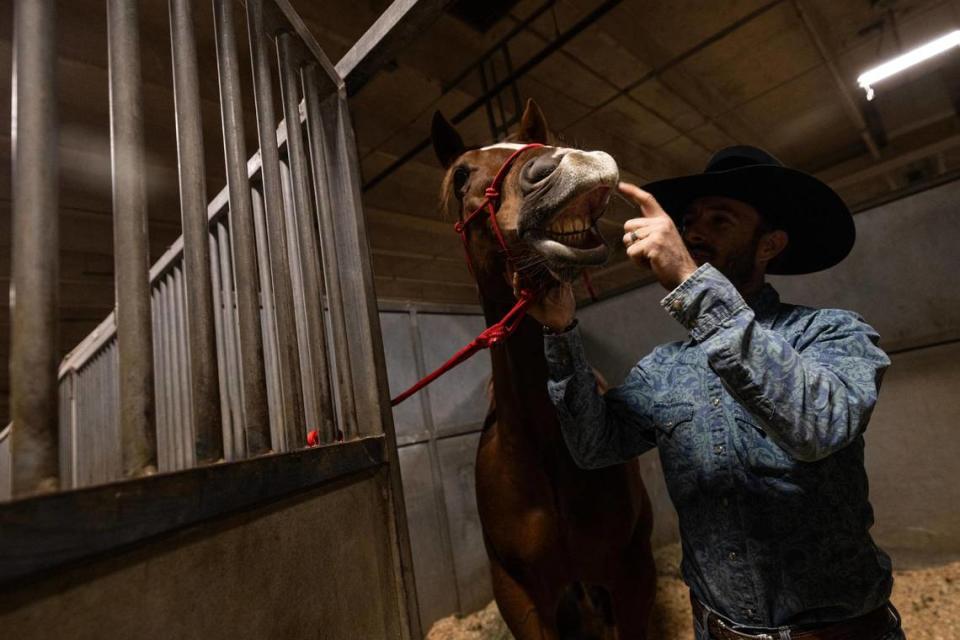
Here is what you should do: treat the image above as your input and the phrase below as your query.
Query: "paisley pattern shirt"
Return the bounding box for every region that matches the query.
[544,263,895,630]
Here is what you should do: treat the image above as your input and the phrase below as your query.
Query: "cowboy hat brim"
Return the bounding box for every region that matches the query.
[643,164,854,275]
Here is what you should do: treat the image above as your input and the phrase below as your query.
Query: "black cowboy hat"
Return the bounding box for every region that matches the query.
[642,145,854,275]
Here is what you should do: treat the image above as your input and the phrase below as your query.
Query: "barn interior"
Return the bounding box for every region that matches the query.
[0,0,958,638]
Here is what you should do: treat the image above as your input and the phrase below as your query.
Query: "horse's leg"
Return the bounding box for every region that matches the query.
[489,556,560,640]
[609,533,657,640]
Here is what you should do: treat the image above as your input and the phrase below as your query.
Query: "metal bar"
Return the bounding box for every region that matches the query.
[164,275,183,471]
[151,287,167,470]
[160,290,174,473]
[246,0,305,451]
[106,0,157,477]
[10,0,59,497]
[335,0,452,96]
[216,222,245,459]
[168,0,223,463]
[277,32,336,444]
[316,89,422,637]
[477,63,498,142]
[209,232,235,461]
[174,267,196,468]
[213,0,270,456]
[250,188,282,448]
[278,160,315,444]
[303,63,358,442]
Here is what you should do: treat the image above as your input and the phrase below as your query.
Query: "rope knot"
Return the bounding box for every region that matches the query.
[484,186,500,199]
[453,221,465,233]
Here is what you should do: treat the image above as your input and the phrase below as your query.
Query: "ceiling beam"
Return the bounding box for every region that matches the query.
[791,0,896,190]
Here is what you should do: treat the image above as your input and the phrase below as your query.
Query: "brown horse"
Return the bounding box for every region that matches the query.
[430,100,656,639]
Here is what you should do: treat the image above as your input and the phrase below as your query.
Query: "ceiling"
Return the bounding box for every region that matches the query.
[1,0,959,421]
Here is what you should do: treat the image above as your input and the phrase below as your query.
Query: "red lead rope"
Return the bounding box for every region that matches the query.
[390,143,543,407]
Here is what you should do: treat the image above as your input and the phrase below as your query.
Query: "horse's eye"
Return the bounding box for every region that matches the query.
[453,166,470,195]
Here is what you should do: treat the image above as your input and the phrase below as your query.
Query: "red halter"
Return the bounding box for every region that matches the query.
[390,143,543,407]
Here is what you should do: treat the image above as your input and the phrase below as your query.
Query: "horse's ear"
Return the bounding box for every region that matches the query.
[431,111,465,168]
[516,98,550,144]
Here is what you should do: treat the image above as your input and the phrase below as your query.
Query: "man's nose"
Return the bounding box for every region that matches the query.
[682,222,707,245]
[519,152,565,193]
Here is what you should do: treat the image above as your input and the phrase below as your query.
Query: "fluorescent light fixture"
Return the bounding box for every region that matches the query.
[857,29,960,100]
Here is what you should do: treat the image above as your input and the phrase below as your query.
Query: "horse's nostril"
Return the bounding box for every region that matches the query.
[521,153,563,187]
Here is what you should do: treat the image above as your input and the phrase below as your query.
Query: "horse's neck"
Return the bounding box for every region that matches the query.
[481,290,559,448]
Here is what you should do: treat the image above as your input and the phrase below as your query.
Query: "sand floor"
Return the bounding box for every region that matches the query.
[426,546,960,640]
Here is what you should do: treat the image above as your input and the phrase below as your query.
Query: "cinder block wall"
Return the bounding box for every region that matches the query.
[578,178,960,567]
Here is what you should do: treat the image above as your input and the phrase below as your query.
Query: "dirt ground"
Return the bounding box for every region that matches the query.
[426,545,960,640]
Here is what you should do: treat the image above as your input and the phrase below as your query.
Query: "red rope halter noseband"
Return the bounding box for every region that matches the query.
[390,143,543,407]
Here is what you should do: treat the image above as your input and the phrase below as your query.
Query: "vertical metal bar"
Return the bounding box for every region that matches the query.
[69,370,79,488]
[278,160,317,432]
[213,0,270,456]
[168,0,222,464]
[216,222,245,458]
[58,377,71,489]
[163,276,182,471]
[246,0,305,452]
[109,343,121,481]
[152,287,169,471]
[303,64,357,441]
[209,232,235,461]
[10,0,59,497]
[276,33,335,442]
[154,276,174,472]
[250,188,282,447]
[174,267,196,468]
[159,279,177,471]
[107,0,157,477]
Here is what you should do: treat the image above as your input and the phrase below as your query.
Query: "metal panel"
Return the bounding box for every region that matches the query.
[380,312,426,444]
[10,0,59,496]
[397,443,459,629]
[436,431,491,615]
[416,314,490,435]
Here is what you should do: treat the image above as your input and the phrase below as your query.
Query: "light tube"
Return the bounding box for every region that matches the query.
[857,30,960,100]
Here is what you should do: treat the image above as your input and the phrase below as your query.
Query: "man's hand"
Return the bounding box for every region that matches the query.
[524,278,576,332]
[619,182,699,291]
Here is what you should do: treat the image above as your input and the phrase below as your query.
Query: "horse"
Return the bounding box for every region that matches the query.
[429,99,656,639]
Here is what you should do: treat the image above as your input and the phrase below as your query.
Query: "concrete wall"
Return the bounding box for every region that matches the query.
[0,470,406,639]
[578,177,960,566]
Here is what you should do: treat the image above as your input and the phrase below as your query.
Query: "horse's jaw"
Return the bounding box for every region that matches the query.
[517,150,617,281]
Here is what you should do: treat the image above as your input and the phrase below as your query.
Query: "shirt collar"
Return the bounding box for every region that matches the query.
[744,282,781,325]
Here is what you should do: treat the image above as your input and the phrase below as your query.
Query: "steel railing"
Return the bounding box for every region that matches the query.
[7,0,386,495]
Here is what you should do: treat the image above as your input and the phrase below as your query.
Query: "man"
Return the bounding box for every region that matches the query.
[530,146,904,639]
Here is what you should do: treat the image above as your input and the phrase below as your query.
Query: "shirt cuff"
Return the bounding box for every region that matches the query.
[543,323,590,381]
[660,263,749,342]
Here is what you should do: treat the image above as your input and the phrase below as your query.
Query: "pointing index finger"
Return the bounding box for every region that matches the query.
[618,181,668,218]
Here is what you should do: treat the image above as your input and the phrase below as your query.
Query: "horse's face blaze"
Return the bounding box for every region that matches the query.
[433,101,618,286]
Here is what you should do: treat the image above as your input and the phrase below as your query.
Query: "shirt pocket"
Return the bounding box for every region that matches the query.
[653,402,696,439]
[731,404,794,478]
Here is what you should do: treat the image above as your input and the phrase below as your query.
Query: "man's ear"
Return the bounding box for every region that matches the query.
[516,98,550,144]
[759,229,789,264]
[431,111,465,168]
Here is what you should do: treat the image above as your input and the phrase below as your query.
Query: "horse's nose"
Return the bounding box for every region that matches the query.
[520,152,564,192]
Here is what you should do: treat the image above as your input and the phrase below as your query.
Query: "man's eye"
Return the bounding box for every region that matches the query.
[453,166,470,194]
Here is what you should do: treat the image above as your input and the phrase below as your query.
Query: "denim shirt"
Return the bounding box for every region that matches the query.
[544,263,894,629]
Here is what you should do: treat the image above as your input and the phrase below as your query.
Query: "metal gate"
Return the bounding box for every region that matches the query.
[0,1,455,637]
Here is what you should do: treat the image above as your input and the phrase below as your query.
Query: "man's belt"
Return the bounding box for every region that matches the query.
[690,594,896,640]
